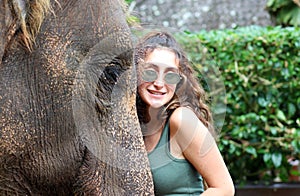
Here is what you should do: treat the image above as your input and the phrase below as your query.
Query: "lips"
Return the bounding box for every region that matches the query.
[147,89,166,95]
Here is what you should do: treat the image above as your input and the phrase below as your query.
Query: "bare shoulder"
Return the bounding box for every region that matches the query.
[169,107,215,159]
[170,107,195,122]
[170,107,206,127]
[169,107,208,139]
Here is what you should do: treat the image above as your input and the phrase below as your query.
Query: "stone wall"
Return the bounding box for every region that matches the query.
[131,0,274,32]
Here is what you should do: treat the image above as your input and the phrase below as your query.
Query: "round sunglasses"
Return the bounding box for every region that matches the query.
[141,69,181,85]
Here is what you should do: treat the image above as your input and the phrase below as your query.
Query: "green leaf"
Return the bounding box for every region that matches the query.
[267,0,276,8]
[263,153,272,162]
[258,97,268,107]
[276,109,287,121]
[245,146,257,158]
[272,153,282,168]
[270,127,278,135]
[288,103,296,118]
[291,140,300,153]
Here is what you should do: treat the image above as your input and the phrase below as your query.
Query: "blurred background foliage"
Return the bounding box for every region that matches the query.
[178,26,300,185]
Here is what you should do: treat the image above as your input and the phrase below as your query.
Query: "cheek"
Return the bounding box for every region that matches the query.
[137,83,147,95]
[165,86,177,101]
[137,78,143,86]
[137,73,144,86]
[168,85,177,94]
[137,84,149,104]
[169,85,178,99]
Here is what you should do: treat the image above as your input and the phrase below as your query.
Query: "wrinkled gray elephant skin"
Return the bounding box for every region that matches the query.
[0,0,154,195]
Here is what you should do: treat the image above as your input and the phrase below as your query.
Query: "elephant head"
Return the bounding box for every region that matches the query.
[0,0,154,195]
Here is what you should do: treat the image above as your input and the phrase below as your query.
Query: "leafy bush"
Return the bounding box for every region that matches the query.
[266,0,300,26]
[177,26,300,185]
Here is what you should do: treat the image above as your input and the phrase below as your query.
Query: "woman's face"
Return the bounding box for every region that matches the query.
[138,48,180,109]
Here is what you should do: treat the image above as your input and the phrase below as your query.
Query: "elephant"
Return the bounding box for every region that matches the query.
[0,0,154,195]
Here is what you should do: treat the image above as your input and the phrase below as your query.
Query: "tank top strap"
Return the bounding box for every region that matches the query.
[148,118,173,170]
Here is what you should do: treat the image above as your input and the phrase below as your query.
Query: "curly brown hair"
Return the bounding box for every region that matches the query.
[134,31,215,136]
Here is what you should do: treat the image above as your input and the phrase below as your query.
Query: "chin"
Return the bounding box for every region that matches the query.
[149,104,164,109]
[147,97,172,109]
[148,101,165,109]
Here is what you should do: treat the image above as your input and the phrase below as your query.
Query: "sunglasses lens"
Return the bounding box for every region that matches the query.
[142,70,181,84]
[164,72,181,84]
[142,70,157,82]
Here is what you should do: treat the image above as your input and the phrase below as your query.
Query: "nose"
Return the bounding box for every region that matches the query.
[153,75,164,87]
[153,80,164,87]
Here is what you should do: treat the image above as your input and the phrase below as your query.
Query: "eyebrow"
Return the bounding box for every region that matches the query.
[144,63,179,72]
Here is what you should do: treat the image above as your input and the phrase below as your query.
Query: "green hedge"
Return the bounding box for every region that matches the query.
[176,26,300,185]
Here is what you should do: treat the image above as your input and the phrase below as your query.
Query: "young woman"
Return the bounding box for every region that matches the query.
[134,31,235,195]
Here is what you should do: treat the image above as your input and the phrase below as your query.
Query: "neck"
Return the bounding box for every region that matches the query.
[148,107,160,119]
[142,106,165,137]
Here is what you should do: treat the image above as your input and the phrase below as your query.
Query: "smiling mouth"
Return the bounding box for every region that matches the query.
[148,89,166,95]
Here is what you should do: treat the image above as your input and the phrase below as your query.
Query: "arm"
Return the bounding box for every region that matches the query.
[169,107,235,196]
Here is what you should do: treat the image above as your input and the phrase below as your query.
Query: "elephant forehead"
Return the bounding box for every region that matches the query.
[0,114,35,156]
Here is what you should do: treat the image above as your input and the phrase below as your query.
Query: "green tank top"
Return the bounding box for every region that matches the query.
[148,121,204,195]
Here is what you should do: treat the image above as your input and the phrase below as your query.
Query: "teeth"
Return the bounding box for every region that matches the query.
[152,92,162,95]
[149,90,163,95]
